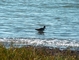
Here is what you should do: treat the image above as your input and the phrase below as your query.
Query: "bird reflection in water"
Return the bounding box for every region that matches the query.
[37,31,44,35]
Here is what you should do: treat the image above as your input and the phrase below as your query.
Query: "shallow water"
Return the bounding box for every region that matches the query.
[0,0,79,48]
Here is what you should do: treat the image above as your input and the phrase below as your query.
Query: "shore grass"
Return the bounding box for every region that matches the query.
[0,44,79,60]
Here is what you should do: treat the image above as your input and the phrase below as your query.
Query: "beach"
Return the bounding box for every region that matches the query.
[0,0,79,59]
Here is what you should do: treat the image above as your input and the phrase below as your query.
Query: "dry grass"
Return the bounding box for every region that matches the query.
[0,44,79,60]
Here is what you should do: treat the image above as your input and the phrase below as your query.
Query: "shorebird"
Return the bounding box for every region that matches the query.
[35,26,45,32]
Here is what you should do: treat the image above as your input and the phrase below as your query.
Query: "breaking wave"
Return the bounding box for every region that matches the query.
[0,38,79,50]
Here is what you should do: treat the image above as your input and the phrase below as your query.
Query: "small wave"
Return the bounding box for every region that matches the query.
[0,38,79,50]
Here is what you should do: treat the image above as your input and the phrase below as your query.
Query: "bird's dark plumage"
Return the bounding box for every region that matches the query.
[35,26,45,32]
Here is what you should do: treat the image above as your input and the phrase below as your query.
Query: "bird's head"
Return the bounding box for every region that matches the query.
[44,26,45,29]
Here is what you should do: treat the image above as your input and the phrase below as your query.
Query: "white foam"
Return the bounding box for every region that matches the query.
[0,38,79,48]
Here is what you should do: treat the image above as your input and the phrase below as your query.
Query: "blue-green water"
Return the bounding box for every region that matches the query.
[0,0,79,48]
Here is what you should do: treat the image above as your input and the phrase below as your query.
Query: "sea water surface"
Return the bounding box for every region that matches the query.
[0,0,79,49]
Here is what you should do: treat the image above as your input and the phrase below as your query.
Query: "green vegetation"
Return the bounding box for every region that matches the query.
[0,44,79,60]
